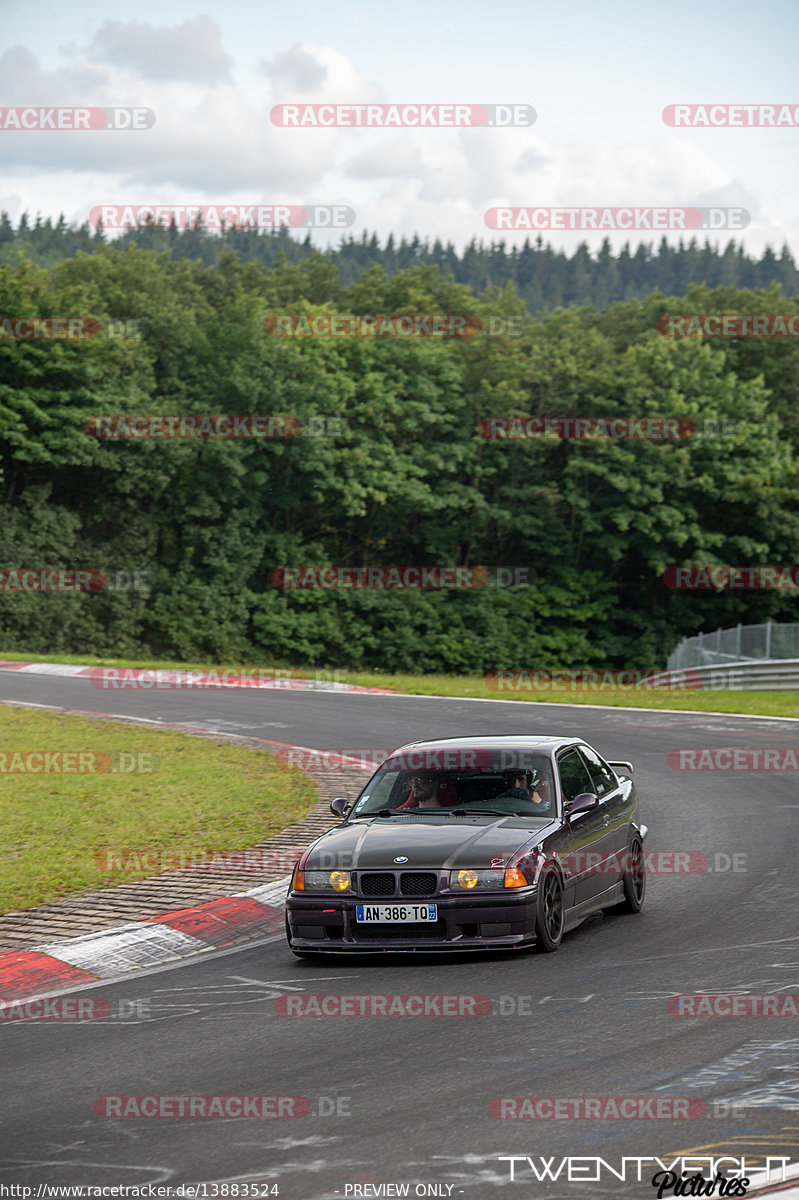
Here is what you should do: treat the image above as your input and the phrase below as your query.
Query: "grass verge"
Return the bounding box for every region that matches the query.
[0,705,315,913]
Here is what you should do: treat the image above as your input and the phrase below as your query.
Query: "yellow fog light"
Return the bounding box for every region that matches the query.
[330,871,351,892]
[457,869,479,889]
[504,868,527,888]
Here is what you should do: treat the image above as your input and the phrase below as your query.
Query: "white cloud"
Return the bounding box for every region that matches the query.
[260,44,327,93]
[0,37,790,256]
[88,16,233,85]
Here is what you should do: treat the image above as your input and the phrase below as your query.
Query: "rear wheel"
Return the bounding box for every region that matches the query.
[534,867,564,952]
[619,835,646,913]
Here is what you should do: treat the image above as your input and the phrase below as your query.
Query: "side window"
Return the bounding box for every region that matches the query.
[578,745,618,797]
[557,749,595,804]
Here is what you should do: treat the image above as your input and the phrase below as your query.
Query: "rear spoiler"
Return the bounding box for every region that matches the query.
[608,760,634,777]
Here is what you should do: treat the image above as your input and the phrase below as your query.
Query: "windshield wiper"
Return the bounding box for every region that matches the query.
[371,807,461,817]
[449,808,510,817]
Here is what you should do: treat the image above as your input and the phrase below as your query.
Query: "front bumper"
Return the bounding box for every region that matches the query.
[285,890,538,953]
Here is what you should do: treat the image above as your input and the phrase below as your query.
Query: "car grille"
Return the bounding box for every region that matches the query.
[352,920,447,941]
[359,873,395,897]
[399,872,438,897]
[359,871,439,897]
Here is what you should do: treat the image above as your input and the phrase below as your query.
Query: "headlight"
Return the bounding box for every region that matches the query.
[295,869,352,892]
[450,868,506,891]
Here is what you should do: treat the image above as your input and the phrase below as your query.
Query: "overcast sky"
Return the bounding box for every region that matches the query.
[1,0,797,254]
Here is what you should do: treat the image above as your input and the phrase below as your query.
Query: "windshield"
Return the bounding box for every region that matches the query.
[348,753,556,818]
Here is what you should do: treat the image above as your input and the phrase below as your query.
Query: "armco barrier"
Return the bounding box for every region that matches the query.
[653,659,799,691]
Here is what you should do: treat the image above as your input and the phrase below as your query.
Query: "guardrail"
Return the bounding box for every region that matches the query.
[668,620,799,671]
[653,660,799,691]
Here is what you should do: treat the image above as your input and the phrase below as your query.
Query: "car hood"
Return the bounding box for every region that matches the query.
[303,814,560,871]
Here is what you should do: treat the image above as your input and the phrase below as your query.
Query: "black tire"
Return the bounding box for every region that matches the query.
[534,867,564,952]
[619,835,646,913]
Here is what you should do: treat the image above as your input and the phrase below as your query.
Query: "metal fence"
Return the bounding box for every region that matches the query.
[667,621,799,671]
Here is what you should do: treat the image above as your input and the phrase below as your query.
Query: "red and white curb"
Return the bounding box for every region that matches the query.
[0,660,393,693]
[0,879,291,1006]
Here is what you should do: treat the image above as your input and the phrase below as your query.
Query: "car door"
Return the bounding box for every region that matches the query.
[556,746,615,904]
[577,742,628,898]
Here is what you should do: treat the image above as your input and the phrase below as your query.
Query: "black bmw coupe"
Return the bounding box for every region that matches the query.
[285,735,647,955]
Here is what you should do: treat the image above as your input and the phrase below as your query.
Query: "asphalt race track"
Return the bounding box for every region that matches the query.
[2,672,799,1198]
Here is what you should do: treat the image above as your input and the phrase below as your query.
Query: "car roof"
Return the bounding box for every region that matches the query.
[392,735,583,755]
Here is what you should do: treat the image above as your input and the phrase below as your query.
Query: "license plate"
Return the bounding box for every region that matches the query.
[356,903,437,923]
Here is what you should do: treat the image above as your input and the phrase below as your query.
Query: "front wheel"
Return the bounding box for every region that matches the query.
[534,867,564,952]
[619,835,646,913]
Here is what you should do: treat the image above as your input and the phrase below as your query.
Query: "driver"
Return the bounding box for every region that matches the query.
[504,769,549,808]
[398,771,458,809]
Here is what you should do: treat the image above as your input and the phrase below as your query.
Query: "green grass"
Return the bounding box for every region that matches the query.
[342,671,799,718]
[0,706,316,913]
[2,649,798,719]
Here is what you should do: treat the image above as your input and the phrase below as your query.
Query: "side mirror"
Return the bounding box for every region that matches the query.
[568,792,598,817]
[329,797,351,817]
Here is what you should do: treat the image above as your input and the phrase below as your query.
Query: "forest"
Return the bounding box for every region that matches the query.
[1,228,798,672]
